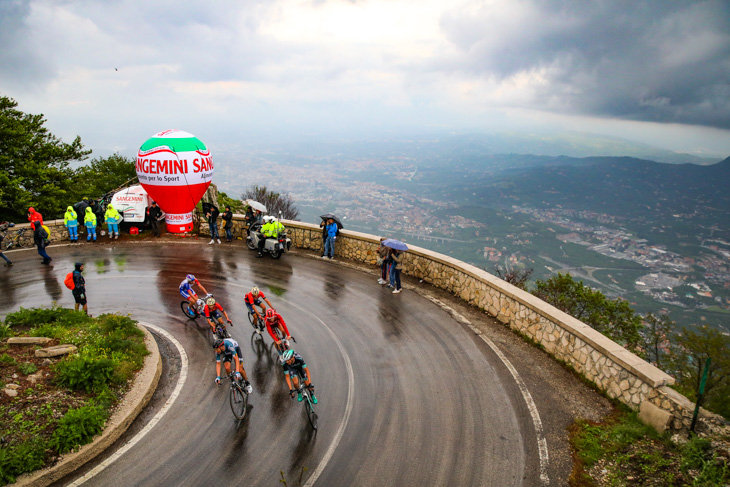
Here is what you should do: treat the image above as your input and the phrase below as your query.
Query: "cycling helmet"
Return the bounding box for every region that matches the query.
[206,297,216,306]
[251,286,259,297]
[213,338,224,349]
[282,349,294,361]
[265,308,276,320]
[186,274,196,282]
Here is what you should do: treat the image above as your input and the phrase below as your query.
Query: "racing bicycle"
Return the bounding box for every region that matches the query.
[295,369,317,431]
[247,310,265,335]
[0,223,30,251]
[180,293,211,320]
[225,372,249,420]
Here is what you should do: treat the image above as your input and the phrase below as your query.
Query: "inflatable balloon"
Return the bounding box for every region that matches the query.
[136,130,213,233]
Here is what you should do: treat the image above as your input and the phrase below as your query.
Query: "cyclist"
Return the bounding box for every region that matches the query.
[264,308,292,353]
[204,296,232,335]
[282,349,317,404]
[244,286,273,327]
[179,274,209,308]
[213,338,253,394]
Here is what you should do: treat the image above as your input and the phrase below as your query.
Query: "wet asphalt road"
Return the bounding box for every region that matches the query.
[1,241,544,486]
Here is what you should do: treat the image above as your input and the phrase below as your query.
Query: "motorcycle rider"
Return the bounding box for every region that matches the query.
[256,216,275,258]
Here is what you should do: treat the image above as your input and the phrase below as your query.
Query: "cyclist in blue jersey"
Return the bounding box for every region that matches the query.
[180,274,208,307]
[282,349,317,404]
[213,338,253,393]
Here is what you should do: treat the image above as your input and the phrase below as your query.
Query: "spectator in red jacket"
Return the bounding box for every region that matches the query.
[28,207,44,226]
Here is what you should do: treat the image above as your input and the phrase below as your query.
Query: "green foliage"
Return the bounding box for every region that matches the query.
[0,95,91,222]
[0,353,16,366]
[667,325,730,419]
[51,404,107,454]
[641,312,675,369]
[54,356,115,393]
[18,362,38,375]
[680,437,729,486]
[0,324,12,339]
[0,439,47,486]
[3,305,91,329]
[75,153,137,198]
[532,272,643,350]
[218,190,245,213]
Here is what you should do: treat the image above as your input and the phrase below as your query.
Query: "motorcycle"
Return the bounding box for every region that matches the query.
[246,223,291,259]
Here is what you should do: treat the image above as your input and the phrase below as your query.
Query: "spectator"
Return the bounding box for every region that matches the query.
[0,231,11,266]
[27,207,44,226]
[147,201,163,237]
[33,221,52,265]
[105,204,121,239]
[319,220,327,257]
[391,249,404,294]
[71,262,89,315]
[84,207,97,242]
[64,206,79,244]
[244,205,254,235]
[322,218,338,259]
[376,238,389,284]
[222,206,233,242]
[386,248,395,288]
[206,206,221,245]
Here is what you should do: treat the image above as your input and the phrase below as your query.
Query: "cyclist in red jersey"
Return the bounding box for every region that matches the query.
[204,296,232,335]
[244,286,274,323]
[264,308,292,352]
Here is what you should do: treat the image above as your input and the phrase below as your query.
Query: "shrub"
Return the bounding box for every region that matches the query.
[0,324,12,339]
[3,306,88,328]
[0,439,47,486]
[51,404,107,454]
[18,363,38,375]
[54,357,115,393]
[0,353,15,367]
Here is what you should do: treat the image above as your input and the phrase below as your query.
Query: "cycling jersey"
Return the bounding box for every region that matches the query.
[244,290,266,305]
[179,278,200,299]
[204,302,224,319]
[215,338,242,364]
[282,352,307,378]
[265,312,290,342]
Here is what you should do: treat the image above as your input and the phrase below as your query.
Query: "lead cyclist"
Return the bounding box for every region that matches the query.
[180,274,208,307]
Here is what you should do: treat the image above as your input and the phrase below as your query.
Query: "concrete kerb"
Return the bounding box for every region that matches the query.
[14,322,162,487]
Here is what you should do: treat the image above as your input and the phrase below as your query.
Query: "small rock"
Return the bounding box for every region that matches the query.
[8,337,53,345]
[35,344,77,358]
[4,389,18,397]
[42,359,53,366]
[5,383,21,390]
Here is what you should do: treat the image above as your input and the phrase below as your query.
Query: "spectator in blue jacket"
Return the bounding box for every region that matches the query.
[322,218,338,260]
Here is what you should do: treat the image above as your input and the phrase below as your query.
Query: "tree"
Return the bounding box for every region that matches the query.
[532,273,643,351]
[241,185,299,220]
[641,312,674,369]
[0,95,91,221]
[668,325,730,419]
[75,153,137,199]
[494,264,533,290]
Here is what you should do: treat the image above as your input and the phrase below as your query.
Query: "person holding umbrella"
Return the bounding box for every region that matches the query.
[381,239,408,293]
[323,218,338,260]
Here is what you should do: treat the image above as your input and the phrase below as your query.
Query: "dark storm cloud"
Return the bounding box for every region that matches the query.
[439,0,730,129]
[0,0,56,89]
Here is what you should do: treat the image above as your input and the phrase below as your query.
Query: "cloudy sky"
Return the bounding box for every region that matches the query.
[1,0,729,157]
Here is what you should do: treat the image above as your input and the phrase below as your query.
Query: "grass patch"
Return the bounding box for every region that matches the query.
[570,407,729,486]
[0,306,149,485]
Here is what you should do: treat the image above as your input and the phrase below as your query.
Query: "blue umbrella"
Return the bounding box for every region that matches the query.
[382,238,408,251]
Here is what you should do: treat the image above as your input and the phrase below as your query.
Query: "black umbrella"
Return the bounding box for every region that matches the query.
[202,202,220,220]
[320,213,343,229]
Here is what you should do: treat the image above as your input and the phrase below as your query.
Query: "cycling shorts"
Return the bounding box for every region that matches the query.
[208,309,223,322]
[180,289,197,300]
[245,298,262,312]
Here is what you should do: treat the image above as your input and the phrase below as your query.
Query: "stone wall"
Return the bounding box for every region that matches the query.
[279,219,724,434]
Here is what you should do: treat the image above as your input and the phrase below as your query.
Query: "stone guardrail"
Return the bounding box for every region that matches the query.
[40,215,723,433]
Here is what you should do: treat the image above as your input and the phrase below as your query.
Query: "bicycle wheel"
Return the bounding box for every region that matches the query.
[247,312,258,331]
[305,393,318,430]
[181,301,198,319]
[18,231,32,248]
[229,383,247,420]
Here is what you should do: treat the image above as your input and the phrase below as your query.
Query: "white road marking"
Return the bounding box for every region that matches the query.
[419,293,550,485]
[69,323,189,486]
[286,301,355,487]
[469,325,551,486]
